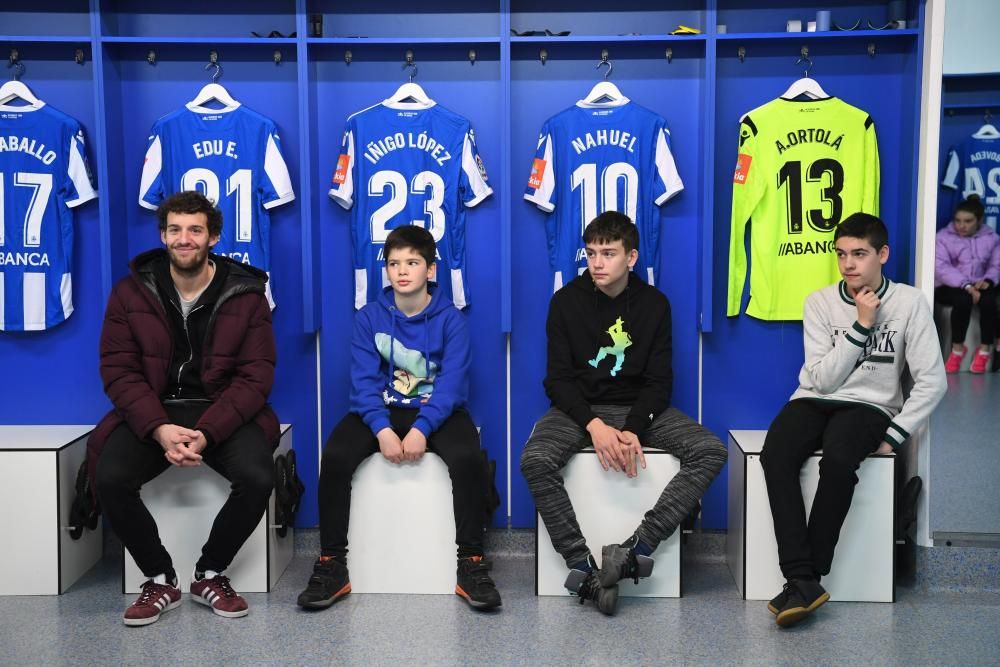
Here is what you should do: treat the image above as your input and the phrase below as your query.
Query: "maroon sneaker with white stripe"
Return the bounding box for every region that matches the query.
[190,573,249,618]
[123,579,182,626]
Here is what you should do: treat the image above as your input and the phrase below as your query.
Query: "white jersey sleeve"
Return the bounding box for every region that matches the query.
[138,133,164,210]
[64,127,97,208]
[523,123,556,213]
[459,127,492,207]
[261,129,295,210]
[653,125,684,205]
[941,147,960,190]
[328,125,356,210]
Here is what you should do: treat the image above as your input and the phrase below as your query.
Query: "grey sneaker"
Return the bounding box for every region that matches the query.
[598,536,654,587]
[565,566,618,616]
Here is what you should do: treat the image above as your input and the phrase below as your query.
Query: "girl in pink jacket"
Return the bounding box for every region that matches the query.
[935,194,1000,373]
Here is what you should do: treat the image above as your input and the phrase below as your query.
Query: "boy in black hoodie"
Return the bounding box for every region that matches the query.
[521,211,726,615]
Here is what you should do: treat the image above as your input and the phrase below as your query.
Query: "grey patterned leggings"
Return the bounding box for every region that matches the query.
[520,405,727,567]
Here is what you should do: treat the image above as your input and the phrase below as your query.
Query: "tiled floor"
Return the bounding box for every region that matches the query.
[930,371,1000,536]
[3,541,999,666]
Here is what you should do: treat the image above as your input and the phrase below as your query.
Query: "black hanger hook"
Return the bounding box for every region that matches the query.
[596,49,612,80]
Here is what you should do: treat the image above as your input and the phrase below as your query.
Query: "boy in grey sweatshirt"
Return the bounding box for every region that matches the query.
[760,213,946,628]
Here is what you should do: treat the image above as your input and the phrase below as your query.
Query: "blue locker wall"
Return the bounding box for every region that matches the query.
[937,74,1000,229]
[0,0,927,532]
[100,43,320,525]
[311,42,509,526]
[702,29,923,527]
[0,44,105,423]
[509,39,707,527]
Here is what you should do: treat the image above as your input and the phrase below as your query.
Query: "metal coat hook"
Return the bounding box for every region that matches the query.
[468,48,476,65]
[273,50,282,65]
[147,49,157,65]
[8,49,24,80]
[867,42,876,58]
[345,50,352,65]
[597,49,612,79]
[738,46,746,63]
[205,50,221,82]
[74,48,85,65]
[403,49,416,82]
[539,48,548,65]
[666,47,673,64]
[10,61,24,80]
[796,46,813,77]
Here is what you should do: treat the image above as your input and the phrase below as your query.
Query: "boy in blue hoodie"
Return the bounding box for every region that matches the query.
[297,225,500,611]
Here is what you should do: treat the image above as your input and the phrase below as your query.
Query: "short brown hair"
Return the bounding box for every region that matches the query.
[583,211,639,253]
[384,225,436,266]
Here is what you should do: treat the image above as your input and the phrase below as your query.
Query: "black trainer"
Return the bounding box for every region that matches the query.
[297,558,351,609]
[776,578,829,627]
[598,535,654,586]
[565,563,618,616]
[455,556,502,610]
[768,581,794,615]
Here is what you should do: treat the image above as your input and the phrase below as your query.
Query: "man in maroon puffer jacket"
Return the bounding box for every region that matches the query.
[88,191,279,626]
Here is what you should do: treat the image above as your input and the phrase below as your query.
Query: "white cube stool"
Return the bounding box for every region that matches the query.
[0,426,102,595]
[347,452,457,594]
[537,449,682,598]
[726,430,895,603]
[123,424,294,593]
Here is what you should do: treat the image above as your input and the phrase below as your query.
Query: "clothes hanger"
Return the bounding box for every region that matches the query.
[779,54,830,100]
[0,60,43,108]
[581,53,625,105]
[386,54,433,106]
[187,56,240,111]
[973,109,1000,139]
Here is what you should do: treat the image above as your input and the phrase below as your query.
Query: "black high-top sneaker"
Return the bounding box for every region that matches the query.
[297,557,351,609]
[564,557,618,616]
[456,556,502,610]
[598,534,654,586]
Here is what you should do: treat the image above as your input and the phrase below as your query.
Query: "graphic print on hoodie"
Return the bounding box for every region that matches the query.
[588,316,633,376]
[374,333,439,400]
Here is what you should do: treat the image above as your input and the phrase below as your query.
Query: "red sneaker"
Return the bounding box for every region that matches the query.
[970,350,991,374]
[123,578,182,626]
[944,346,967,374]
[190,573,249,618]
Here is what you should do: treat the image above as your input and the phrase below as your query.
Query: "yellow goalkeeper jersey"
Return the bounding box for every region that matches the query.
[728,97,880,321]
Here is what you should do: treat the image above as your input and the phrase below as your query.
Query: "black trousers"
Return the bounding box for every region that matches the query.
[760,399,889,580]
[95,403,274,578]
[935,285,999,345]
[319,407,486,559]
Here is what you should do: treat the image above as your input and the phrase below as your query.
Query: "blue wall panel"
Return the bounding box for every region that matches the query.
[1,1,927,535]
[702,33,920,528]
[509,41,706,527]
[0,48,106,424]
[312,45,510,526]
[98,43,320,525]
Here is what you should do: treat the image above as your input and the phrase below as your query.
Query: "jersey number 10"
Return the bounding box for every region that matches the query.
[572,162,639,235]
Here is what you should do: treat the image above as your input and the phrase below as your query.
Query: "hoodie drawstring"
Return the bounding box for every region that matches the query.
[388,306,397,387]
[424,312,430,381]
